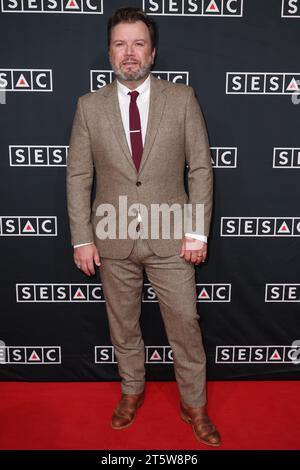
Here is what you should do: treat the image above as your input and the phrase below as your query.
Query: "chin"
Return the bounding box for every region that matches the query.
[122,70,143,81]
[122,74,140,81]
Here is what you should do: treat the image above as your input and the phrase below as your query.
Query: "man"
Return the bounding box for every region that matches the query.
[67,7,220,447]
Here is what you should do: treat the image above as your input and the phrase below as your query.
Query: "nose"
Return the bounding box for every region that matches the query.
[125,43,135,55]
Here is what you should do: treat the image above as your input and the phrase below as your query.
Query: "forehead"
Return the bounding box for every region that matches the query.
[111,21,150,41]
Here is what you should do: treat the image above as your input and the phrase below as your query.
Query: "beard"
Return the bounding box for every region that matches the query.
[110,56,153,82]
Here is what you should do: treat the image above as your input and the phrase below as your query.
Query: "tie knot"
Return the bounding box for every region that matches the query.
[128,90,139,102]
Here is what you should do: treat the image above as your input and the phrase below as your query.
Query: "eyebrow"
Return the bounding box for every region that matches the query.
[112,39,146,43]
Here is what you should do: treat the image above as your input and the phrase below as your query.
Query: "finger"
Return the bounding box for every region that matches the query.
[74,258,82,269]
[184,251,192,263]
[190,252,199,264]
[94,251,101,267]
[87,259,95,276]
[195,252,204,264]
[179,242,185,257]
[81,261,91,277]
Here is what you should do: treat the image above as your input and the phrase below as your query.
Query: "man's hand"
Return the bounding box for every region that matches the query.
[74,243,101,276]
[180,237,207,265]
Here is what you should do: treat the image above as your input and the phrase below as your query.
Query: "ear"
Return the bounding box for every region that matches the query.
[151,48,156,64]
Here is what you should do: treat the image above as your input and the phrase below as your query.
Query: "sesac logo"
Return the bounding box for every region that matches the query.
[1,0,103,14]
[16,283,230,302]
[221,217,300,236]
[211,147,237,168]
[0,69,52,91]
[16,284,105,302]
[273,148,300,168]
[0,343,61,364]
[90,70,189,91]
[265,284,300,302]
[216,345,300,363]
[282,0,300,17]
[0,217,57,236]
[9,146,68,167]
[143,283,231,302]
[95,346,174,364]
[142,0,243,16]
[226,72,300,95]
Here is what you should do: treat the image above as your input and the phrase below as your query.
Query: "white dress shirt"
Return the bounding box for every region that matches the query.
[74,74,207,247]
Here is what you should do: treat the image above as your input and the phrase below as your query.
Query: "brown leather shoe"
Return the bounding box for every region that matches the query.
[111,392,144,430]
[180,401,221,447]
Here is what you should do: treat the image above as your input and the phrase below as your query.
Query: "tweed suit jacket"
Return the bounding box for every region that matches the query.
[67,73,213,259]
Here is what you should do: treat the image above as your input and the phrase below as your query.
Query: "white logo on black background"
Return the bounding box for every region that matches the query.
[0,343,61,364]
[143,283,231,302]
[16,284,105,302]
[1,217,57,236]
[281,0,300,17]
[95,346,174,364]
[216,345,300,363]
[0,69,52,91]
[226,73,300,94]
[273,148,300,168]
[142,0,243,16]
[221,217,300,236]
[211,147,237,167]
[9,146,68,166]
[265,284,300,302]
[0,0,103,14]
[90,70,189,91]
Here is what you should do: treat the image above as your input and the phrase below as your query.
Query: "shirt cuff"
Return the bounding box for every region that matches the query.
[184,233,207,243]
[73,242,94,248]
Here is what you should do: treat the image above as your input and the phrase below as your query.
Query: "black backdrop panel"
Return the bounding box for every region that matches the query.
[0,0,299,381]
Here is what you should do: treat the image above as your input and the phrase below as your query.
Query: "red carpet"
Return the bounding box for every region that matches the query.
[0,381,299,450]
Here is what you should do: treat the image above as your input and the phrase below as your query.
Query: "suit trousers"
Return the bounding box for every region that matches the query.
[99,235,207,407]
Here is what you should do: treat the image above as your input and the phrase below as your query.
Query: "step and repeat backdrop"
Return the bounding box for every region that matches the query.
[0,0,299,381]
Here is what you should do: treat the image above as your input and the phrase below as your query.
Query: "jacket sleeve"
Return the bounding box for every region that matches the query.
[184,87,213,238]
[66,97,95,246]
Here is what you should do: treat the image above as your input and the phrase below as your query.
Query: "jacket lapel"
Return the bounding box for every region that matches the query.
[103,79,135,171]
[138,74,167,175]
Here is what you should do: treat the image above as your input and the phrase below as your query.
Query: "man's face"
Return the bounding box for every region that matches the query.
[109,20,156,82]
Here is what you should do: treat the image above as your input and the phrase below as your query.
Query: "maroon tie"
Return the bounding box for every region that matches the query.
[128,90,143,171]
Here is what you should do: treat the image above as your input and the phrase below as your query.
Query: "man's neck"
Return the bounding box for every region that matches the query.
[117,73,150,91]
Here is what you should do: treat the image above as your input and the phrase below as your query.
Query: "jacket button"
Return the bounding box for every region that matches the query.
[136,181,142,186]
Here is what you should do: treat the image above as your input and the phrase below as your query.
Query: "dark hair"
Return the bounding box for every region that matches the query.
[107,7,157,50]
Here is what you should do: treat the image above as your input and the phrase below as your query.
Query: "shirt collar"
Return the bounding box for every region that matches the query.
[117,74,151,97]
